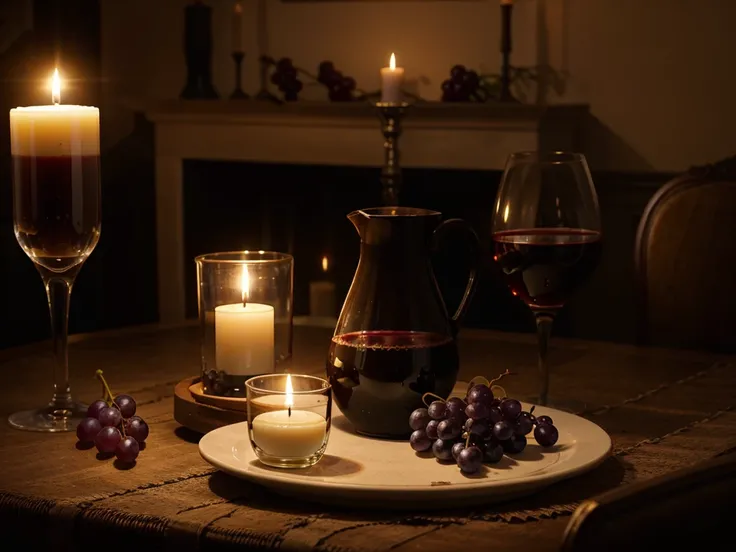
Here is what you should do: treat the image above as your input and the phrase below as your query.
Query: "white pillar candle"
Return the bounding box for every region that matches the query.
[215,265,275,375]
[232,2,244,52]
[251,375,328,458]
[380,53,405,103]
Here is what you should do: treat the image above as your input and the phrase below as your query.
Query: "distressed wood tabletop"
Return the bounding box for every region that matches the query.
[0,321,734,551]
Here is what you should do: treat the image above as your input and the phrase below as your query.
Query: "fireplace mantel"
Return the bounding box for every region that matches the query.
[146,100,588,323]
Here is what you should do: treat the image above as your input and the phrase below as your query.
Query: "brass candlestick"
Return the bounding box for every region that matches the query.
[376,102,409,206]
[230,52,249,99]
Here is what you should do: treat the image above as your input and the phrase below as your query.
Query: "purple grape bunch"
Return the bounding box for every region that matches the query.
[270,58,303,102]
[408,374,560,474]
[441,64,483,102]
[76,370,150,465]
[317,61,357,102]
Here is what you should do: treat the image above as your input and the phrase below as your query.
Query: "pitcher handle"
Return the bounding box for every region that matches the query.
[433,218,481,332]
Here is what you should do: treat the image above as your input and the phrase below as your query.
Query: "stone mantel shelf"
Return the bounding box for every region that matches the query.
[147,99,589,324]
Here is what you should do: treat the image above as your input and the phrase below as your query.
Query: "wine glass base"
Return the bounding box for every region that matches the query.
[8,401,88,432]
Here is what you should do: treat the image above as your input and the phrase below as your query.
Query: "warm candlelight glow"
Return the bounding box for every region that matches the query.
[234,1,242,13]
[389,53,396,71]
[241,265,250,304]
[284,374,294,409]
[321,256,329,273]
[51,68,61,105]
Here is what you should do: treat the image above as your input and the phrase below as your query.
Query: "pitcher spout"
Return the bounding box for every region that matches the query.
[347,207,442,243]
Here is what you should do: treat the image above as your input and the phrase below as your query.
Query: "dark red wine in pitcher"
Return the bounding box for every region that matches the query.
[327,330,459,439]
[493,228,601,311]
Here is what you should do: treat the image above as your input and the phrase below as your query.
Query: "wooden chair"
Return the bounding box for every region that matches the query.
[635,156,736,351]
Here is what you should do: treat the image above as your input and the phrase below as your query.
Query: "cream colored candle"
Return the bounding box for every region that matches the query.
[380,53,405,103]
[251,375,328,457]
[10,69,99,157]
[309,256,337,317]
[215,265,275,375]
[232,2,244,52]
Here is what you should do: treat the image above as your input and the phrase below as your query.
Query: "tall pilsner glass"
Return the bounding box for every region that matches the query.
[9,80,101,431]
[492,152,601,406]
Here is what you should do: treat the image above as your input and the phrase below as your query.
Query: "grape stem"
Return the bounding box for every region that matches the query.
[421,392,446,407]
[95,369,115,406]
[489,369,515,387]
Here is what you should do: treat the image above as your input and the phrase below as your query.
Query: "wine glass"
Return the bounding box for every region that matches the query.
[9,106,101,432]
[492,152,601,406]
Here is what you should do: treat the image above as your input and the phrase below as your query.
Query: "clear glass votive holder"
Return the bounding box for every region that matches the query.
[196,251,293,397]
[246,374,332,469]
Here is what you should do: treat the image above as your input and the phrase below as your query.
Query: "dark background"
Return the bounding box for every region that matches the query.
[0,1,674,350]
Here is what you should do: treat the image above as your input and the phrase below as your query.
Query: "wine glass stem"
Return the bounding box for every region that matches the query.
[535,313,554,406]
[44,276,75,411]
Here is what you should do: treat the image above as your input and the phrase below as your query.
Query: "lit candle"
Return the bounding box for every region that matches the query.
[232,2,244,53]
[251,374,328,458]
[380,53,405,103]
[309,255,337,318]
[215,265,275,375]
[10,69,99,166]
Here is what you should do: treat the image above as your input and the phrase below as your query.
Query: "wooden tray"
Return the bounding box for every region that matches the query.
[174,377,246,434]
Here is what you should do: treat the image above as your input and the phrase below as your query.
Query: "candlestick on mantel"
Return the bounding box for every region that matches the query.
[232,2,244,53]
[380,53,405,104]
[500,0,515,102]
[309,256,337,318]
[215,265,275,375]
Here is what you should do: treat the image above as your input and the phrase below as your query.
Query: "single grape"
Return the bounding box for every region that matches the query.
[490,398,501,408]
[98,406,122,428]
[125,416,149,443]
[465,402,490,421]
[500,398,522,421]
[318,60,335,80]
[503,434,527,454]
[457,446,483,474]
[437,419,461,440]
[95,426,121,454]
[483,441,505,464]
[76,417,102,444]
[441,79,453,94]
[409,429,432,452]
[342,76,356,91]
[466,384,493,406]
[451,442,466,461]
[270,72,283,86]
[468,419,491,439]
[432,439,454,461]
[87,400,108,420]
[114,394,136,418]
[493,420,514,441]
[428,400,447,420]
[115,436,140,463]
[425,419,440,440]
[450,64,466,82]
[536,415,553,426]
[489,406,503,424]
[515,412,535,436]
[445,397,466,418]
[409,408,430,431]
[463,70,480,90]
[534,423,559,447]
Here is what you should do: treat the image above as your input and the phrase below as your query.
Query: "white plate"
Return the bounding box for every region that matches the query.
[199,404,611,510]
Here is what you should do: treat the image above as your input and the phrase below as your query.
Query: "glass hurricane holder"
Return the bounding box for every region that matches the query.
[196,251,293,398]
[246,374,331,469]
[376,102,409,206]
[8,104,101,432]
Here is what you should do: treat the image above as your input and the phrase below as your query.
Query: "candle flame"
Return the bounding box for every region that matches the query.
[241,264,249,305]
[51,68,61,105]
[321,256,329,273]
[284,374,294,410]
[234,2,242,14]
[389,53,396,70]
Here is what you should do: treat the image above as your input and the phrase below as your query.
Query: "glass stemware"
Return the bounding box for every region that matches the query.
[9,103,101,432]
[492,152,601,405]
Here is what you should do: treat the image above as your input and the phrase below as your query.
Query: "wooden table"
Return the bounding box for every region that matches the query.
[1,321,734,551]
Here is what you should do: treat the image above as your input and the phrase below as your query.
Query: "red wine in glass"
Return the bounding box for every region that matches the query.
[326,330,459,439]
[493,228,601,311]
